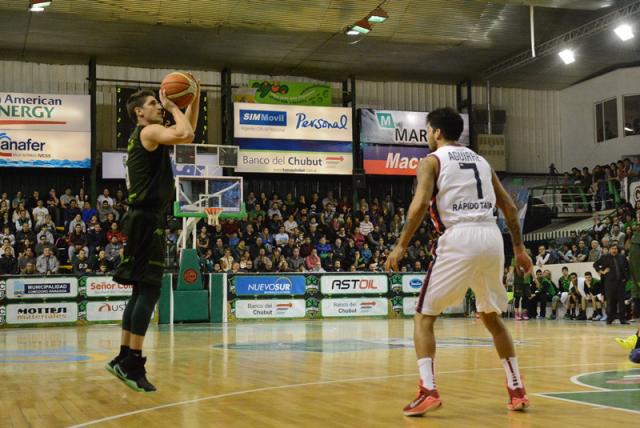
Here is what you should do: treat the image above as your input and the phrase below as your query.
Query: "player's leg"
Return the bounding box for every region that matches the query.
[549,294,560,319]
[403,238,469,417]
[106,284,139,377]
[617,283,629,324]
[474,229,528,411]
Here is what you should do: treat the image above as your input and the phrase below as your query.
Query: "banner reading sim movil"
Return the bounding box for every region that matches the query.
[0,92,90,168]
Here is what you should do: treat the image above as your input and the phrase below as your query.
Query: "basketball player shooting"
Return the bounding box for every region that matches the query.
[385,107,533,415]
[106,74,200,392]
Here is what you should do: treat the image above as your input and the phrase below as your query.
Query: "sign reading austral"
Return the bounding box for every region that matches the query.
[360,109,469,146]
[0,92,90,168]
[234,103,353,175]
[233,275,306,296]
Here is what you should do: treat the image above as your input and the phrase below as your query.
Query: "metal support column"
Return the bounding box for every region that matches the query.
[456,79,474,152]
[88,57,97,202]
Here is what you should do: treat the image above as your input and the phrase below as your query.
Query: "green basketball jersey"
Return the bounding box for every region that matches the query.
[125,125,174,210]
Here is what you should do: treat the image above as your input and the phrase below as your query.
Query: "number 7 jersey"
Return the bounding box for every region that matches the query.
[428,145,496,233]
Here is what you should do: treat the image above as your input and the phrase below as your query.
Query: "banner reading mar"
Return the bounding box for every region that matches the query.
[0,92,90,168]
[234,103,352,175]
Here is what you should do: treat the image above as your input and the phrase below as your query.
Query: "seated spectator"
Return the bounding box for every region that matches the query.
[106,222,125,243]
[587,240,602,262]
[287,247,304,271]
[575,240,589,262]
[0,226,15,247]
[22,261,37,275]
[352,250,366,270]
[352,227,365,248]
[63,199,82,227]
[81,201,98,223]
[46,188,60,224]
[274,226,289,247]
[305,248,321,271]
[1,238,15,257]
[72,249,92,275]
[14,209,32,232]
[37,214,56,234]
[200,249,215,273]
[97,200,119,223]
[35,234,55,256]
[68,223,88,261]
[36,247,59,275]
[15,223,36,253]
[0,246,17,274]
[535,245,550,266]
[196,227,210,255]
[32,199,48,227]
[96,261,112,275]
[284,214,298,233]
[17,247,36,272]
[87,222,107,257]
[36,225,54,245]
[59,188,73,210]
[105,236,123,262]
[360,214,374,236]
[97,188,113,207]
[91,249,112,272]
[68,213,86,233]
[276,255,288,272]
[219,248,235,272]
[315,236,332,260]
[361,242,372,264]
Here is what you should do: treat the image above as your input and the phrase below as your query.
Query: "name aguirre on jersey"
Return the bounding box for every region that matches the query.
[447,150,492,213]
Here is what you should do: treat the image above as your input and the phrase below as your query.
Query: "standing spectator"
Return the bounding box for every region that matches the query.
[594,244,630,324]
[36,247,59,275]
[0,246,17,274]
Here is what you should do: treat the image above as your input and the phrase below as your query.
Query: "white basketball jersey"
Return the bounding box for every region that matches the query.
[428,145,496,231]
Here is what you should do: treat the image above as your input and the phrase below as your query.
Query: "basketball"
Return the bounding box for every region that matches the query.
[160,72,197,109]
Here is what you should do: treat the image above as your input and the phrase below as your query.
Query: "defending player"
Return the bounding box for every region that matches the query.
[385,108,533,416]
[105,77,200,392]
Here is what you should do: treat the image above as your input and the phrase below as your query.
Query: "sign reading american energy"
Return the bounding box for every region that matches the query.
[233,102,352,175]
[0,92,90,168]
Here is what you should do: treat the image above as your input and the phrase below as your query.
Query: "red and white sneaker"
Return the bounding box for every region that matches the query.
[507,385,530,411]
[403,386,442,416]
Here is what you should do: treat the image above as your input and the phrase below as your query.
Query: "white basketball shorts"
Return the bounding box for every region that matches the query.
[417,223,507,316]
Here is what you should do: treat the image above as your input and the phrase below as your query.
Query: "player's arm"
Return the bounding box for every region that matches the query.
[140,90,194,150]
[385,156,437,271]
[491,170,532,275]
[184,73,201,130]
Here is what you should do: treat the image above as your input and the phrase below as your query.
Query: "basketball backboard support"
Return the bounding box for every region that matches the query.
[174,144,239,177]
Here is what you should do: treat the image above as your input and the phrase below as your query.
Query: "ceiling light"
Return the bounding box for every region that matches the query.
[368,7,389,23]
[29,1,51,11]
[558,49,575,65]
[29,6,45,11]
[345,27,360,36]
[614,24,634,41]
[351,19,372,34]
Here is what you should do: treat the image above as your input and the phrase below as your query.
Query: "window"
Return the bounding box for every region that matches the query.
[623,95,640,136]
[595,98,618,143]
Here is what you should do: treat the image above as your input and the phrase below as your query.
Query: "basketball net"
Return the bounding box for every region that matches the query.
[204,207,224,226]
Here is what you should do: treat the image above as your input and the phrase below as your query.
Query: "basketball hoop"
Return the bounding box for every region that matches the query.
[204,207,224,226]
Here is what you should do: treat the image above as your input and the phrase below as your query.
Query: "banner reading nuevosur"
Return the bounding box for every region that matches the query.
[0,92,90,168]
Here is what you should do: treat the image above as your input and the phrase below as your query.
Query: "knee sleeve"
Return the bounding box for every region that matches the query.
[121,285,139,332]
[130,285,161,336]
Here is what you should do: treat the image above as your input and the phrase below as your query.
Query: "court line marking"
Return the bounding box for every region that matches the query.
[68,361,622,427]
[569,371,611,391]
[534,392,640,415]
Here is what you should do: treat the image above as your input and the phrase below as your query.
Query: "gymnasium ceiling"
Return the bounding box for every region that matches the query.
[0,0,639,89]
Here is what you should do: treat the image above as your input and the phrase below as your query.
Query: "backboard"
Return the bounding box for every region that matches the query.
[173,144,239,177]
[174,175,244,219]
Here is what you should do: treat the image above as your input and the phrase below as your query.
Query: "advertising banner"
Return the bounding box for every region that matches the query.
[321,298,388,317]
[87,300,128,322]
[0,92,90,168]
[234,103,352,175]
[235,299,306,319]
[6,277,78,299]
[6,302,78,324]
[401,274,424,294]
[101,152,222,180]
[320,274,388,295]
[234,103,352,142]
[402,297,418,316]
[242,80,332,106]
[362,145,428,176]
[233,275,306,296]
[629,177,640,206]
[360,109,469,146]
[85,276,133,298]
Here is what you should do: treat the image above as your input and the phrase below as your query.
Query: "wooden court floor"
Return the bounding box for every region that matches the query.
[1,318,639,428]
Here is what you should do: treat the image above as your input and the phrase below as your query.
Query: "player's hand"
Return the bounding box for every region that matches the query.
[514,247,533,276]
[159,89,179,112]
[385,244,406,272]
